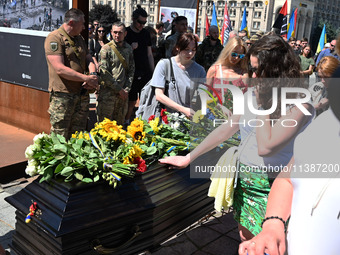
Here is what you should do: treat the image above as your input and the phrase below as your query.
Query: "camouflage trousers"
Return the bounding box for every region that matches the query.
[48,90,89,139]
[96,87,128,125]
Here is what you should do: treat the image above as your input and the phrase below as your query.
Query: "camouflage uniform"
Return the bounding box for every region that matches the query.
[44,26,90,139]
[97,40,134,125]
[196,36,224,72]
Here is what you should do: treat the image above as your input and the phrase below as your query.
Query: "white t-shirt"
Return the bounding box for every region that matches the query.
[287,109,340,254]
[239,88,313,169]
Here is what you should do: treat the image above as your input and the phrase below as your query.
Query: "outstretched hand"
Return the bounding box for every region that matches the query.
[159,155,190,169]
[238,224,286,255]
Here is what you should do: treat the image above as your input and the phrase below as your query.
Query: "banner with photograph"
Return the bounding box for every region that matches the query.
[159,0,198,33]
[0,0,71,91]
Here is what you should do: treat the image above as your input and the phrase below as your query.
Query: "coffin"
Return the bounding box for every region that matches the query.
[5,152,222,255]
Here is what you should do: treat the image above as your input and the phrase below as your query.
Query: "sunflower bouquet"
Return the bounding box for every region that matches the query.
[25,119,146,188]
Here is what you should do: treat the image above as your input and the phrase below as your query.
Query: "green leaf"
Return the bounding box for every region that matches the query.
[146,146,157,155]
[82,178,93,183]
[60,166,74,176]
[44,166,54,181]
[56,134,67,144]
[88,152,98,158]
[93,174,100,182]
[55,163,64,174]
[54,144,68,154]
[74,172,84,181]
[54,153,66,160]
[157,143,165,150]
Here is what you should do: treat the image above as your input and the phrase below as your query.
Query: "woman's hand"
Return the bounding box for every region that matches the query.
[159,154,190,169]
[182,107,195,118]
[216,103,232,118]
[238,222,286,255]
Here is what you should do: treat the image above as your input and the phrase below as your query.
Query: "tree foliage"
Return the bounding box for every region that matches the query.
[89,4,119,30]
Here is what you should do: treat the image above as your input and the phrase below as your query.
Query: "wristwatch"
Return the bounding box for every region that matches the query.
[90,72,97,75]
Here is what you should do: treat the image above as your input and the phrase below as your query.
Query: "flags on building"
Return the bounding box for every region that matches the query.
[240,6,249,38]
[287,8,297,40]
[221,2,233,45]
[205,13,210,36]
[211,2,221,38]
[316,24,327,53]
[273,0,288,38]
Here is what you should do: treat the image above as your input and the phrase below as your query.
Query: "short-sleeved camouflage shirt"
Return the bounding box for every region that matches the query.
[44,25,87,93]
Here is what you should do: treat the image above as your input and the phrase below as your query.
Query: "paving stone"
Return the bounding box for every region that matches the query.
[201,235,239,255]
[204,213,238,234]
[185,225,221,248]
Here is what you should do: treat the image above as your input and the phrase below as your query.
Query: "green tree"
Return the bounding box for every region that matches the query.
[310,20,338,53]
[89,4,119,31]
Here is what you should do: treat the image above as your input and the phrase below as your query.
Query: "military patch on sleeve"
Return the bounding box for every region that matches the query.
[50,42,58,52]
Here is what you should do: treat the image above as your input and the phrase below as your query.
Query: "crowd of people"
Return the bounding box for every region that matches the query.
[40,6,340,255]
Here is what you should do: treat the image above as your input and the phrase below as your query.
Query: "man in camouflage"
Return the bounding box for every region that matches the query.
[196,25,224,72]
[97,22,135,125]
[44,8,98,139]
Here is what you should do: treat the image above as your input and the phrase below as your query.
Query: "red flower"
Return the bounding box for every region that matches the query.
[161,109,167,117]
[148,115,155,122]
[162,115,169,124]
[134,157,147,173]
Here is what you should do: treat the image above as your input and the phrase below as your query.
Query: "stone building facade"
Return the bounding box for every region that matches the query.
[89,0,332,42]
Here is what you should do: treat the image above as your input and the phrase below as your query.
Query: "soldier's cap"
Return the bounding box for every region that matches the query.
[250,35,260,42]
[255,30,264,37]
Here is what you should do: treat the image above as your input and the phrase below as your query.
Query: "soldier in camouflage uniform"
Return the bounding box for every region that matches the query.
[97,22,135,125]
[196,25,224,72]
[44,8,98,139]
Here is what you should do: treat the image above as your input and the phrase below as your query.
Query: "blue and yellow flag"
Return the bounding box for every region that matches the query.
[317,24,327,54]
[287,8,297,40]
[210,2,221,39]
[240,6,249,38]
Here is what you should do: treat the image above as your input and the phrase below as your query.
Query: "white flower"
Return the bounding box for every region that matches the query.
[173,121,180,130]
[25,145,35,159]
[172,112,179,118]
[33,133,46,143]
[25,164,37,176]
[28,159,38,167]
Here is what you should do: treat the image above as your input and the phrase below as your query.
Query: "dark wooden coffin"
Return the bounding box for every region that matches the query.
[5,158,218,255]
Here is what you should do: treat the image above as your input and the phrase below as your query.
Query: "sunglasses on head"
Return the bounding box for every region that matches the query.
[231,52,245,59]
[137,19,147,25]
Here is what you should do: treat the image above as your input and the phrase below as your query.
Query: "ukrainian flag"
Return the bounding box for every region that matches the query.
[240,6,249,38]
[210,2,221,39]
[316,24,326,54]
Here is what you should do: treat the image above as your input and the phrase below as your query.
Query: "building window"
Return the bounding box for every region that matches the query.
[254,11,261,18]
[218,1,224,6]
[254,1,263,7]
[207,1,213,6]
[199,9,202,15]
[230,9,236,16]
[231,20,235,26]
[100,1,103,5]
[230,1,237,7]
[123,1,125,7]
[218,10,223,16]
[253,21,260,29]
[108,1,111,6]
[242,1,249,7]
[150,7,154,13]
[92,1,95,6]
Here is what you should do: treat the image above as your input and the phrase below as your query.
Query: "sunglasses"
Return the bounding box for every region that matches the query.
[97,30,105,33]
[137,19,147,25]
[231,52,245,59]
[246,42,252,45]
[330,44,336,47]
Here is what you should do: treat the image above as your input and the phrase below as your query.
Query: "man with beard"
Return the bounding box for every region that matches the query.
[196,25,223,72]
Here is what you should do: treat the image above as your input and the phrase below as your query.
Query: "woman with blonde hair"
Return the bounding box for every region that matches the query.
[206,36,248,115]
[309,56,340,116]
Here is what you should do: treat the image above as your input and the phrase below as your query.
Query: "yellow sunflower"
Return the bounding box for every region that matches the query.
[123,145,144,164]
[92,118,126,142]
[192,110,204,123]
[127,118,145,143]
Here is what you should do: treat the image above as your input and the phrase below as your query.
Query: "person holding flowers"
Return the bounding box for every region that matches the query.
[206,36,249,116]
[151,32,206,118]
[160,35,314,242]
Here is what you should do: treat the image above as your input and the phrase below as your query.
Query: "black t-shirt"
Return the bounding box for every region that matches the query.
[125,27,152,75]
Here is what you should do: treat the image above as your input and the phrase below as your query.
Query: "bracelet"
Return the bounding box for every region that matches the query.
[261,216,286,231]
[90,72,97,75]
